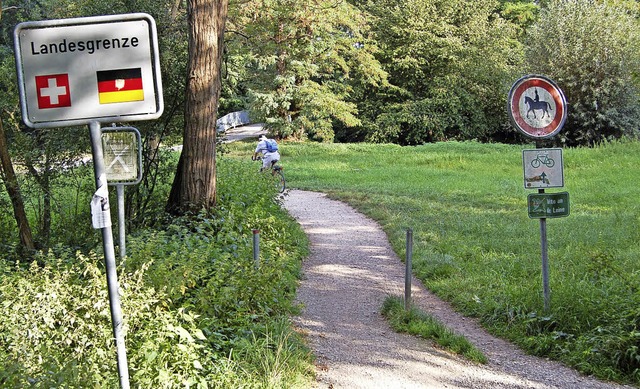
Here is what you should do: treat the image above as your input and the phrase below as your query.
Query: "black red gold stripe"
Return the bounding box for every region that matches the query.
[97,68,143,104]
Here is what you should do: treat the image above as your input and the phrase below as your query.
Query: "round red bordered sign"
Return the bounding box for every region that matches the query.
[507,75,567,139]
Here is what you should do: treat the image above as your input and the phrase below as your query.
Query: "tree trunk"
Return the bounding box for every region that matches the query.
[0,117,35,252]
[41,155,51,246]
[166,0,229,214]
[24,145,52,248]
[170,0,182,21]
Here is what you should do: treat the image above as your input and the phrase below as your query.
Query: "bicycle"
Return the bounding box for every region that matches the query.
[531,153,555,168]
[253,156,286,193]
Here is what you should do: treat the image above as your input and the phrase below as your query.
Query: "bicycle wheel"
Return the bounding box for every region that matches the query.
[545,158,555,168]
[272,167,286,193]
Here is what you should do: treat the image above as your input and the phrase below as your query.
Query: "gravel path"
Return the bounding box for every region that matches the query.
[283,190,632,389]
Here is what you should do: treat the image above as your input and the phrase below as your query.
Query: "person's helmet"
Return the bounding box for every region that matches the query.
[259,135,268,141]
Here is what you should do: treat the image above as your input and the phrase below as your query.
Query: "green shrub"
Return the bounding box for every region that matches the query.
[0,157,312,387]
[0,251,122,387]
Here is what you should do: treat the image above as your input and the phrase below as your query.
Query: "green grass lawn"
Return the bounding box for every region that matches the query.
[230,139,640,384]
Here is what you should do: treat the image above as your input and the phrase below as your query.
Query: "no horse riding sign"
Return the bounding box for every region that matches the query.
[508,75,567,139]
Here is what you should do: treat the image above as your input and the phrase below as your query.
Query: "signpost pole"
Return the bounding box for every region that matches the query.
[534,138,551,311]
[116,184,126,259]
[509,75,567,314]
[538,189,551,312]
[536,140,551,312]
[89,121,130,389]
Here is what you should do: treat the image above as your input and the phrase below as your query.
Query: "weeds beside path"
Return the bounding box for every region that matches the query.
[283,190,630,389]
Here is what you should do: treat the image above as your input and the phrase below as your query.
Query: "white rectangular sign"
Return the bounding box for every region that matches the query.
[522,148,564,189]
[102,128,142,184]
[14,13,163,128]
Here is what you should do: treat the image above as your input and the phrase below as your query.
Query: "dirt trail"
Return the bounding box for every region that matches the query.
[283,190,631,389]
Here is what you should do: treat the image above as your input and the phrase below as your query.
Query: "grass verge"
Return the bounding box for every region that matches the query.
[381,295,487,364]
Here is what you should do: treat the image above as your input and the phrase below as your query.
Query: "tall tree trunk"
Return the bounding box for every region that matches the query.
[166,0,229,214]
[0,117,35,251]
[1,3,36,253]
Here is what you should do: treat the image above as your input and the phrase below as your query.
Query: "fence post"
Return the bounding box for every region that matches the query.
[405,228,413,311]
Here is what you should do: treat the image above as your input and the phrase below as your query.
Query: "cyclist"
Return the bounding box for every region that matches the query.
[252,135,280,171]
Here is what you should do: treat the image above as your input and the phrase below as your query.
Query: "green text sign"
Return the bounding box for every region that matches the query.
[527,192,570,219]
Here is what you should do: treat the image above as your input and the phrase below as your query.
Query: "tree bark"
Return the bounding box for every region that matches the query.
[0,117,35,251]
[170,0,182,21]
[166,0,229,214]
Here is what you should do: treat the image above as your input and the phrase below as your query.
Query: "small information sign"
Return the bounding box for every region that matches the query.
[523,148,564,189]
[102,127,142,184]
[528,192,570,219]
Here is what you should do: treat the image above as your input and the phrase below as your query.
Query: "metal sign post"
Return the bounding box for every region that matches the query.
[521,145,566,311]
[405,228,413,311]
[89,122,129,389]
[528,190,570,310]
[539,195,550,311]
[508,74,568,311]
[116,185,126,259]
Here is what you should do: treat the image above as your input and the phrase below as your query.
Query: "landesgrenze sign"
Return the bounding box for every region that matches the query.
[14,13,163,128]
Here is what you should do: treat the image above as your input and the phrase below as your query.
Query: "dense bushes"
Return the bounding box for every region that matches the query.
[0,158,312,387]
[526,0,640,146]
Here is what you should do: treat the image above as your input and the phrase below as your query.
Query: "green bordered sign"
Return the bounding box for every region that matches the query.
[528,192,570,219]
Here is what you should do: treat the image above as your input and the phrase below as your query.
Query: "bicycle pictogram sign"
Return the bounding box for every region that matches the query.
[522,148,564,189]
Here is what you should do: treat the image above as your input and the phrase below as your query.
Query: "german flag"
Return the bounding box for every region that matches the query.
[97,68,144,104]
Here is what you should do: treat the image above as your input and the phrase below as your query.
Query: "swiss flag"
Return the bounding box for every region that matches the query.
[35,74,71,109]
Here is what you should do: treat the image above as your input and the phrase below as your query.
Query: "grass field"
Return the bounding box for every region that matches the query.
[227,139,640,384]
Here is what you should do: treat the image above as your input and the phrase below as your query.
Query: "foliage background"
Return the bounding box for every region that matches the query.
[1,0,638,149]
[526,0,640,146]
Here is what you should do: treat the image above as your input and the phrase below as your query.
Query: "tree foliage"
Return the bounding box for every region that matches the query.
[362,0,524,145]
[527,0,640,145]
[3,0,640,254]
[499,0,539,37]
[227,0,387,141]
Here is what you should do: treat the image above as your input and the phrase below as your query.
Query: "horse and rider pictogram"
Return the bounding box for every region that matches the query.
[524,89,553,120]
